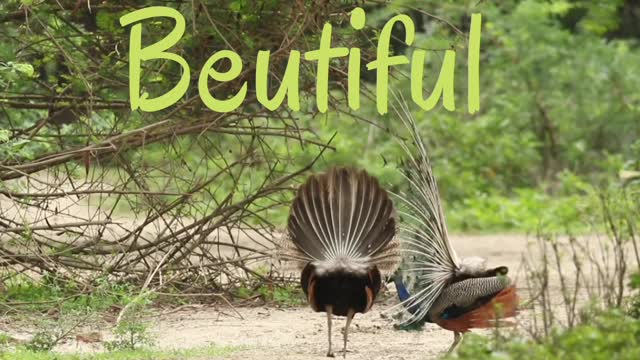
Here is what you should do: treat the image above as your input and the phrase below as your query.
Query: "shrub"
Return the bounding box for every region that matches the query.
[449,310,640,360]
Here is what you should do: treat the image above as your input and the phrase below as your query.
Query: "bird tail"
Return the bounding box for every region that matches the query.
[436,285,519,333]
[393,276,421,315]
[286,167,399,276]
[385,94,460,324]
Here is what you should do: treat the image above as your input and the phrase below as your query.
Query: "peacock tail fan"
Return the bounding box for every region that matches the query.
[387,94,461,325]
[286,167,400,277]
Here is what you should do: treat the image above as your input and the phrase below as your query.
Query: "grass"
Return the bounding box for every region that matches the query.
[234,282,305,307]
[230,265,305,306]
[448,309,640,360]
[446,188,593,234]
[2,268,304,326]
[0,344,241,360]
[1,273,140,315]
[0,273,288,358]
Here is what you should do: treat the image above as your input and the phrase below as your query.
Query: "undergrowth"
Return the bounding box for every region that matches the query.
[234,283,304,306]
[1,274,138,315]
[449,309,640,360]
[0,344,240,360]
[447,178,640,359]
[446,171,602,233]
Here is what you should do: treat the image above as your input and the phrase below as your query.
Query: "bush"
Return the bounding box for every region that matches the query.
[449,310,640,360]
[24,332,57,352]
[627,272,640,319]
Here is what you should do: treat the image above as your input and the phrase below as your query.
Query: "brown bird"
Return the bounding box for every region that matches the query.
[282,167,399,357]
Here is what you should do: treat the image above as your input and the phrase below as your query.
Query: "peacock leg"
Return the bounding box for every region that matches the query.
[446,331,462,354]
[342,309,355,358]
[326,305,334,357]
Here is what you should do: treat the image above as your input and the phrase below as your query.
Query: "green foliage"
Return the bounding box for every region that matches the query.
[104,320,154,352]
[1,274,138,314]
[262,0,639,232]
[446,170,597,233]
[18,319,71,353]
[446,189,585,233]
[104,290,156,351]
[1,275,158,354]
[23,332,57,353]
[450,310,640,360]
[0,333,14,346]
[0,61,35,78]
[1,2,638,358]
[234,283,304,306]
[1,344,239,360]
[627,272,640,319]
[269,285,305,306]
[2,0,638,233]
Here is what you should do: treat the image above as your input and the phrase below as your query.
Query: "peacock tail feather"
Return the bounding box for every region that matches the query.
[388,95,518,331]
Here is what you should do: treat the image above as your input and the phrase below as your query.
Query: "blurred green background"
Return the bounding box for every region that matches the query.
[1,0,639,233]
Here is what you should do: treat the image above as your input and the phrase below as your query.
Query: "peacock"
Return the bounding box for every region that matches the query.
[389,99,519,353]
[282,167,399,357]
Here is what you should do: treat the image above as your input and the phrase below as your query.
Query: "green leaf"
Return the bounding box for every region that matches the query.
[549,1,572,15]
[630,273,640,290]
[7,62,35,77]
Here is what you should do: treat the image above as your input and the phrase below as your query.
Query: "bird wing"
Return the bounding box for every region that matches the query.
[389,95,460,324]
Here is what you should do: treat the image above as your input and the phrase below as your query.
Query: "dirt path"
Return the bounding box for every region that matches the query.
[3,233,608,359]
[146,234,529,360]
[153,303,460,360]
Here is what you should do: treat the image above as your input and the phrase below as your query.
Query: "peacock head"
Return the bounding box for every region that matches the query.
[495,266,511,286]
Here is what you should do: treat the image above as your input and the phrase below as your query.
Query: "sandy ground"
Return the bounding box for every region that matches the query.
[145,234,529,360]
[2,234,540,359]
[152,302,463,360]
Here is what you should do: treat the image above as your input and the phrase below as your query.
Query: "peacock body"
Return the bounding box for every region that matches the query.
[282,167,399,357]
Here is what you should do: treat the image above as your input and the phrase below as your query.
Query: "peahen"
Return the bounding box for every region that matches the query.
[390,100,519,353]
[282,167,399,357]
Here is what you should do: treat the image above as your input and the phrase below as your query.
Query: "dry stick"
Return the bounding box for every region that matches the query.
[0,220,114,233]
[160,137,257,267]
[622,183,640,268]
[0,94,127,103]
[0,1,336,181]
[1,114,328,182]
[568,236,582,328]
[1,101,127,110]
[156,292,244,320]
[104,148,324,273]
[0,189,187,199]
[551,241,572,328]
[0,2,356,300]
[115,249,172,326]
[538,234,551,338]
[107,154,252,261]
[599,193,626,307]
[115,153,187,267]
[522,257,541,341]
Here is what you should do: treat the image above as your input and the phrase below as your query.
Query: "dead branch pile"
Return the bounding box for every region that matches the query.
[0,1,368,293]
